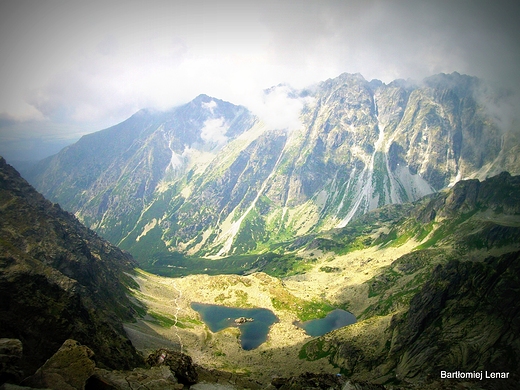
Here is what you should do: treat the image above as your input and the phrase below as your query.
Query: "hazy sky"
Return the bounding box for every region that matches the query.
[1,0,519,162]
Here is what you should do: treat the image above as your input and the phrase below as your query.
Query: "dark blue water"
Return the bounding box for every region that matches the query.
[190,303,278,350]
[296,309,356,337]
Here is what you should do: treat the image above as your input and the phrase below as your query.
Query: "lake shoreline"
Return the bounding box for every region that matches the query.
[190,302,279,350]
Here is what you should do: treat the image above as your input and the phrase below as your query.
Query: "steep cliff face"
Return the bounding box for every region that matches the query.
[389,252,520,383]
[25,73,519,259]
[300,253,520,388]
[0,157,142,375]
[295,173,520,388]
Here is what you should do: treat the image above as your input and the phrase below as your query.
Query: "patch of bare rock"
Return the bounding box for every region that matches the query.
[0,339,199,390]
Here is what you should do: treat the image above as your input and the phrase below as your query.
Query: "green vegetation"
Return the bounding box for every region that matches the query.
[252,253,316,277]
[147,311,177,328]
[416,221,434,241]
[298,339,333,361]
[319,266,342,273]
[270,288,335,322]
[231,208,268,254]
[361,249,449,318]
[298,300,336,322]
[414,209,479,250]
[374,229,398,246]
[363,288,421,318]
[141,252,262,277]
[146,311,201,329]
[389,230,414,247]
[139,250,319,279]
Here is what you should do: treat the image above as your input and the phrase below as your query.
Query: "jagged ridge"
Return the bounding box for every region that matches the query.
[24,72,519,260]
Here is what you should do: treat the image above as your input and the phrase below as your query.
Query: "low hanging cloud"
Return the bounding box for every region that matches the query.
[1,0,520,162]
[244,85,315,132]
[200,117,229,146]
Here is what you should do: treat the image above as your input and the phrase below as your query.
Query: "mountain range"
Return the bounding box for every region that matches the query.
[24,72,520,263]
[4,71,520,388]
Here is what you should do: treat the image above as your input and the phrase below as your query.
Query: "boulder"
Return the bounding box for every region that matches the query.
[233,317,254,324]
[21,340,95,390]
[88,366,183,389]
[0,340,22,358]
[146,349,198,385]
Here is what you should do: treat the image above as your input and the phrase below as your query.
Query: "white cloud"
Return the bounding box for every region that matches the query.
[201,100,217,115]
[200,117,229,146]
[243,85,314,132]
[1,0,519,160]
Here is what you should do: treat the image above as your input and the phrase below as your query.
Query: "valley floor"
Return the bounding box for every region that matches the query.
[123,240,421,384]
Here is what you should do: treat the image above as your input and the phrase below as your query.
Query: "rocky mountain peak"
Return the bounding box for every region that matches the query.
[23,72,520,258]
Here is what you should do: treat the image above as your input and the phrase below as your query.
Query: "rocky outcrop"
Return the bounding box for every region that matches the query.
[145,349,198,386]
[387,251,520,385]
[88,366,184,390]
[300,250,520,388]
[234,317,254,324]
[1,341,196,390]
[22,340,95,390]
[0,158,142,375]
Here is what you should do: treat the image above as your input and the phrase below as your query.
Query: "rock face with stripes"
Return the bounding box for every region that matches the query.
[25,72,519,259]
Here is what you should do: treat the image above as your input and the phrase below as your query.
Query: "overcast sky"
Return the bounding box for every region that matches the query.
[1,0,519,162]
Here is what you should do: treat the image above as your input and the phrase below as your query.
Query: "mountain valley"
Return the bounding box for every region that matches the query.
[2,71,520,389]
[120,172,520,387]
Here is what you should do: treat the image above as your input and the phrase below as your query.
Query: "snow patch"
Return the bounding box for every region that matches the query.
[448,170,462,187]
[169,150,184,169]
[315,189,329,209]
[393,164,435,199]
[166,134,185,172]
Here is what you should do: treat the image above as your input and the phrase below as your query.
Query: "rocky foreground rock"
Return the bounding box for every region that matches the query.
[0,339,202,390]
[21,340,95,390]
[0,339,23,385]
[0,338,379,389]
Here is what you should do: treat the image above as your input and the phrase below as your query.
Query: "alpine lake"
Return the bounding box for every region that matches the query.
[191,302,356,350]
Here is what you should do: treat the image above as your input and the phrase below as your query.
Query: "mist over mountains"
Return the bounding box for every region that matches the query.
[24,72,520,261]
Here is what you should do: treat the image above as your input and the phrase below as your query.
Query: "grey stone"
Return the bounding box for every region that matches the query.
[21,340,95,390]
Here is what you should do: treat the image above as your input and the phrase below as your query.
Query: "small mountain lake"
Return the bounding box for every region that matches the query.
[190,303,278,350]
[295,309,356,337]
